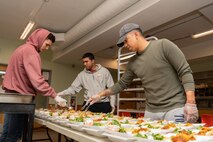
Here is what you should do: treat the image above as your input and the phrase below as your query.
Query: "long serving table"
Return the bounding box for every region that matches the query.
[34,118,109,142]
[0,93,35,142]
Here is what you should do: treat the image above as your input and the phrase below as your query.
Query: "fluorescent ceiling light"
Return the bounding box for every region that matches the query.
[192,29,213,39]
[20,21,35,40]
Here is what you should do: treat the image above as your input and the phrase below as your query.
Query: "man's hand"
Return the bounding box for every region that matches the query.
[184,103,198,123]
[88,95,101,105]
[54,96,67,107]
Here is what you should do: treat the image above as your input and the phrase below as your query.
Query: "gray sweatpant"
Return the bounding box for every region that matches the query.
[144,107,184,123]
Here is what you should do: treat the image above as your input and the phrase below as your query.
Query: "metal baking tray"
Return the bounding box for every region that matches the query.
[0,93,34,103]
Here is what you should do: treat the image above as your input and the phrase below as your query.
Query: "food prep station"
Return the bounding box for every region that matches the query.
[34,108,213,142]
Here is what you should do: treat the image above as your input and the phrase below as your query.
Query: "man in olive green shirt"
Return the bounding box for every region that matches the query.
[89,23,198,123]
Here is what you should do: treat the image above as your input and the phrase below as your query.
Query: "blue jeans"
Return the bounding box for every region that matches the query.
[0,113,27,142]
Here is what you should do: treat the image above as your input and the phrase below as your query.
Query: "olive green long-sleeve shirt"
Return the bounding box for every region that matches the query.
[111,39,195,112]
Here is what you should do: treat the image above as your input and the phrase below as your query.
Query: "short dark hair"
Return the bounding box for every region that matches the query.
[47,33,55,43]
[82,52,95,60]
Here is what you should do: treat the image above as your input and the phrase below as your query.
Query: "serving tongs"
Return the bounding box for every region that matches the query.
[81,101,91,111]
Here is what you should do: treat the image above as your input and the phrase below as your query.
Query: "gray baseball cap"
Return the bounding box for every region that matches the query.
[117,23,142,47]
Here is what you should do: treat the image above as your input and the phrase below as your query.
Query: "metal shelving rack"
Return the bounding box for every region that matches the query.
[117,36,158,117]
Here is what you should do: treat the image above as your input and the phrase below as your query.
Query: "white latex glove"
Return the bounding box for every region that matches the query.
[88,95,101,105]
[54,95,67,107]
[110,106,115,114]
[184,103,198,123]
[57,91,65,96]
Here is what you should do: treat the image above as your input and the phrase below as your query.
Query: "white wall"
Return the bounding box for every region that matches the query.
[0,38,23,63]
[181,39,213,61]
[180,39,213,73]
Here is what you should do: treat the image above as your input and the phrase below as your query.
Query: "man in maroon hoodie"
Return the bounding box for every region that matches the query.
[0,28,66,142]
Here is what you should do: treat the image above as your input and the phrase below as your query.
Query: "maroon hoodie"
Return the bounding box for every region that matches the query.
[3,29,56,98]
